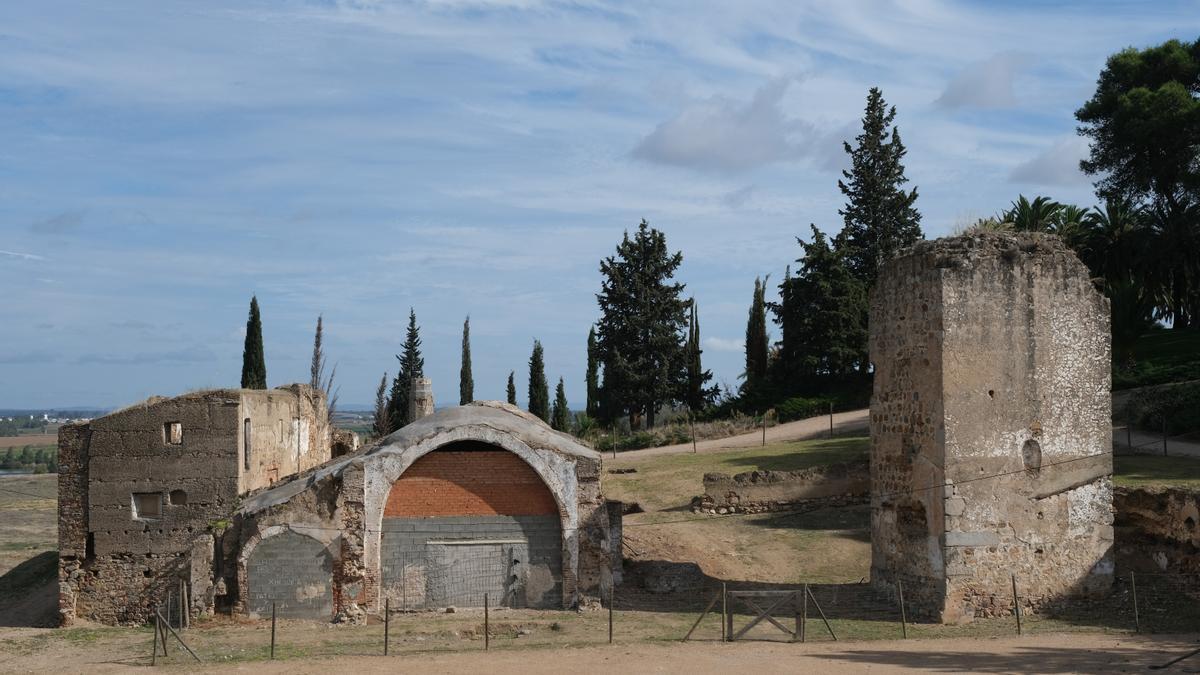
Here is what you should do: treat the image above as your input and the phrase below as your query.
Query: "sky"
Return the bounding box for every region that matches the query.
[0,1,1196,410]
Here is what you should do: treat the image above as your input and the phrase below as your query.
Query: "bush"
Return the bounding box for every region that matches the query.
[775,396,836,423]
[1125,381,1200,435]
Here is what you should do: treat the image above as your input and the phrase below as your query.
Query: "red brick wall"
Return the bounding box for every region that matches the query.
[384,450,558,517]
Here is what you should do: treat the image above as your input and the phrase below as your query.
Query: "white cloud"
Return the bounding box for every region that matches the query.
[703,337,743,353]
[0,249,46,261]
[1008,136,1091,186]
[936,52,1031,109]
[632,78,814,172]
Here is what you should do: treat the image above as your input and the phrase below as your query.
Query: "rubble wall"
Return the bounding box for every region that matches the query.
[871,232,1113,622]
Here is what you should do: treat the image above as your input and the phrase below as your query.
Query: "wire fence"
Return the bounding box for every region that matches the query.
[136,569,1200,666]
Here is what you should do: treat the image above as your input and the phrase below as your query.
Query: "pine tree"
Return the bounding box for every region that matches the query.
[595,220,689,429]
[506,371,517,405]
[372,372,390,437]
[585,327,600,418]
[685,302,715,412]
[551,377,570,432]
[774,226,868,386]
[385,309,424,432]
[459,316,474,405]
[836,88,922,286]
[240,295,267,389]
[527,340,550,422]
[744,277,769,394]
[310,314,338,423]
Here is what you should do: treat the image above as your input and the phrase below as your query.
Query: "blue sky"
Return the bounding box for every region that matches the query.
[0,1,1196,409]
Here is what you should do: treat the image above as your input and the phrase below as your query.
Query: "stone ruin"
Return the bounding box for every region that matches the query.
[58,376,618,626]
[870,231,1114,622]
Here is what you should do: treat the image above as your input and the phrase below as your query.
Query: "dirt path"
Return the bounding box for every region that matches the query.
[39,632,1191,674]
[616,409,869,459]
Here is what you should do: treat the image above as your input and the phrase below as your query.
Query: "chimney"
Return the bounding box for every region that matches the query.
[409,377,435,421]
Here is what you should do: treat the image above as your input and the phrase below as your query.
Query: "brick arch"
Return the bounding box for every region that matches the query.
[384,441,559,518]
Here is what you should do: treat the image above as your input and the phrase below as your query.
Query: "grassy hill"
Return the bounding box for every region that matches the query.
[1115,328,1200,390]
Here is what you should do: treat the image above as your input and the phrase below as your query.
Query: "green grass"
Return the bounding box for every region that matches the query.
[605,437,868,512]
[1113,453,1200,488]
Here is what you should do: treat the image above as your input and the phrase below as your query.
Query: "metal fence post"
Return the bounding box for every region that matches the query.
[484,593,489,651]
[1163,417,1169,456]
[761,414,766,447]
[691,414,698,454]
[608,585,614,644]
[829,402,834,439]
[1011,575,1022,636]
[384,597,390,655]
[721,583,727,642]
[898,580,908,639]
[1126,410,1132,451]
[270,602,277,659]
[1131,572,1140,633]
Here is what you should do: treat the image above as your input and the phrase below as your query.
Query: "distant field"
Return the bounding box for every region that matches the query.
[1117,328,1200,389]
[0,435,55,449]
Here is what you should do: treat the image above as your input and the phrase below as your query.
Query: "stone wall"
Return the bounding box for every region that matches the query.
[233,402,614,621]
[696,460,869,514]
[58,385,331,626]
[870,232,1113,622]
[1114,486,1200,576]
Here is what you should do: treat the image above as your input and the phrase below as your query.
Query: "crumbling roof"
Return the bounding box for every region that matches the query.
[239,400,598,515]
[895,231,1086,271]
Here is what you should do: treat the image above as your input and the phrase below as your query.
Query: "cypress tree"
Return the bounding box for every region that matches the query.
[744,277,769,394]
[595,220,689,429]
[240,295,267,389]
[527,340,550,422]
[459,316,474,405]
[372,372,390,437]
[686,302,714,412]
[310,314,338,423]
[836,87,922,286]
[551,377,570,432]
[385,309,424,432]
[506,371,517,405]
[585,327,600,418]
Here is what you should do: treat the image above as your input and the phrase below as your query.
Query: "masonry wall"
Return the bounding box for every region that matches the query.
[869,247,948,616]
[239,385,331,493]
[938,235,1113,621]
[60,392,242,625]
[871,233,1113,623]
[380,448,564,608]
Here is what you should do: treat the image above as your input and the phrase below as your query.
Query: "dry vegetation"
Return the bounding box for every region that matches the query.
[2,437,1200,669]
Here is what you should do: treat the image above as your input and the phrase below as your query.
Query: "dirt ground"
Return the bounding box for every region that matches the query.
[1,625,1197,674]
[0,434,56,449]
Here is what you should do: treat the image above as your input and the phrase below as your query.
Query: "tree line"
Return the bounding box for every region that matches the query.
[1,446,57,473]
[234,37,1198,439]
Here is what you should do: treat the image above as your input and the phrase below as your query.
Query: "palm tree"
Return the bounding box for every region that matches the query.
[1003,195,1062,233]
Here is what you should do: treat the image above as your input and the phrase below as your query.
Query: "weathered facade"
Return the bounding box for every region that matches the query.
[233,402,615,621]
[58,385,332,625]
[870,232,1114,622]
[59,394,616,625]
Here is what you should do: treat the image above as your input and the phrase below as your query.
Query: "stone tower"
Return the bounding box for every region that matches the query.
[869,231,1113,623]
[409,377,435,421]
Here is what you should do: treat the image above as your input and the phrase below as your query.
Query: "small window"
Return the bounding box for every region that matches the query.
[132,492,162,520]
[243,418,252,471]
[85,532,95,560]
[169,489,187,506]
[163,422,183,445]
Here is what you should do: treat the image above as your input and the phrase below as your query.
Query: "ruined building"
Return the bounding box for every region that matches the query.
[59,384,618,625]
[869,232,1113,622]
